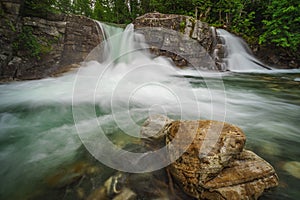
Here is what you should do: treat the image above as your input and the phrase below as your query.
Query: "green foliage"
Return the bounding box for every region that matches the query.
[23,0,59,17]
[259,0,300,52]
[56,0,72,14]
[14,26,42,59]
[179,20,186,33]
[6,20,17,32]
[22,0,299,54]
[72,0,93,17]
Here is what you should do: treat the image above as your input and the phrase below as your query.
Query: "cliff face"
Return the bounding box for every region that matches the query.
[0,0,103,81]
[133,13,223,71]
[253,45,299,69]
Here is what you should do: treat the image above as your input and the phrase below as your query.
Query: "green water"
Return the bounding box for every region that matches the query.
[0,70,299,199]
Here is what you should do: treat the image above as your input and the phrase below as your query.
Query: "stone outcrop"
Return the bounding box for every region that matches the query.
[200,150,279,200]
[0,0,103,81]
[141,115,279,199]
[253,45,299,69]
[133,13,220,71]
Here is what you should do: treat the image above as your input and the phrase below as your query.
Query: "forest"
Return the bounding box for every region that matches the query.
[24,0,300,55]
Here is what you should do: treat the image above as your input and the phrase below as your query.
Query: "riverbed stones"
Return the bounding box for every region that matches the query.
[282,161,300,179]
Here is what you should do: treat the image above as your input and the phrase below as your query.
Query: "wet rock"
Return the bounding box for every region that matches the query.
[201,150,279,200]
[259,141,281,156]
[113,188,136,200]
[282,161,300,179]
[140,114,173,148]
[133,13,218,70]
[46,161,101,189]
[166,120,246,197]
[87,172,134,200]
[254,46,299,69]
[161,119,278,199]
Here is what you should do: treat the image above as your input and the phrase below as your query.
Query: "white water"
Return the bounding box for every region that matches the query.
[217,29,271,72]
[0,23,299,199]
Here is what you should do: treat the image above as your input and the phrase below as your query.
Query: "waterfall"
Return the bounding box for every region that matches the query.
[94,22,148,64]
[217,29,271,71]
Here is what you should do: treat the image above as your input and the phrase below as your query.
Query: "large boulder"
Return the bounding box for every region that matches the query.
[133,13,220,70]
[164,120,278,199]
[166,120,246,197]
[140,116,279,199]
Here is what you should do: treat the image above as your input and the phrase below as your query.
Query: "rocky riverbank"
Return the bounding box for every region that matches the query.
[0,0,103,81]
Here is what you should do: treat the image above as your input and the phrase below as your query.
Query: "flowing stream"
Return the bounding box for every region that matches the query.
[0,24,299,199]
[217,29,272,71]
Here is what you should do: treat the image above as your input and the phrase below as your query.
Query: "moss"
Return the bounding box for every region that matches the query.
[39,37,53,54]
[179,20,186,33]
[13,26,62,59]
[6,20,16,32]
[14,26,42,59]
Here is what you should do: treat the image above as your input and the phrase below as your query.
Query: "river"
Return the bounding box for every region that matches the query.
[0,24,299,199]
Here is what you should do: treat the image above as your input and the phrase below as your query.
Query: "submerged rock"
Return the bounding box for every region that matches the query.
[282,161,300,179]
[45,161,101,189]
[87,172,129,200]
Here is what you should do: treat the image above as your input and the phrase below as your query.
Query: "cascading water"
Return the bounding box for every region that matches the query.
[0,23,299,199]
[217,29,272,71]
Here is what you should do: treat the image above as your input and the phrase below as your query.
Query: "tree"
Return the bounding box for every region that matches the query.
[57,0,72,14]
[73,0,93,17]
[23,0,58,17]
[92,0,106,20]
[259,0,300,52]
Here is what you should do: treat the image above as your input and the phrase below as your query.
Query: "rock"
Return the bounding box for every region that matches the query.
[1,1,21,15]
[8,56,22,66]
[201,150,279,200]
[159,119,279,199]
[254,46,299,69]
[133,13,218,70]
[166,120,246,198]
[140,114,173,148]
[45,161,101,189]
[113,188,136,200]
[282,161,300,179]
[0,7,104,81]
[87,172,134,200]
